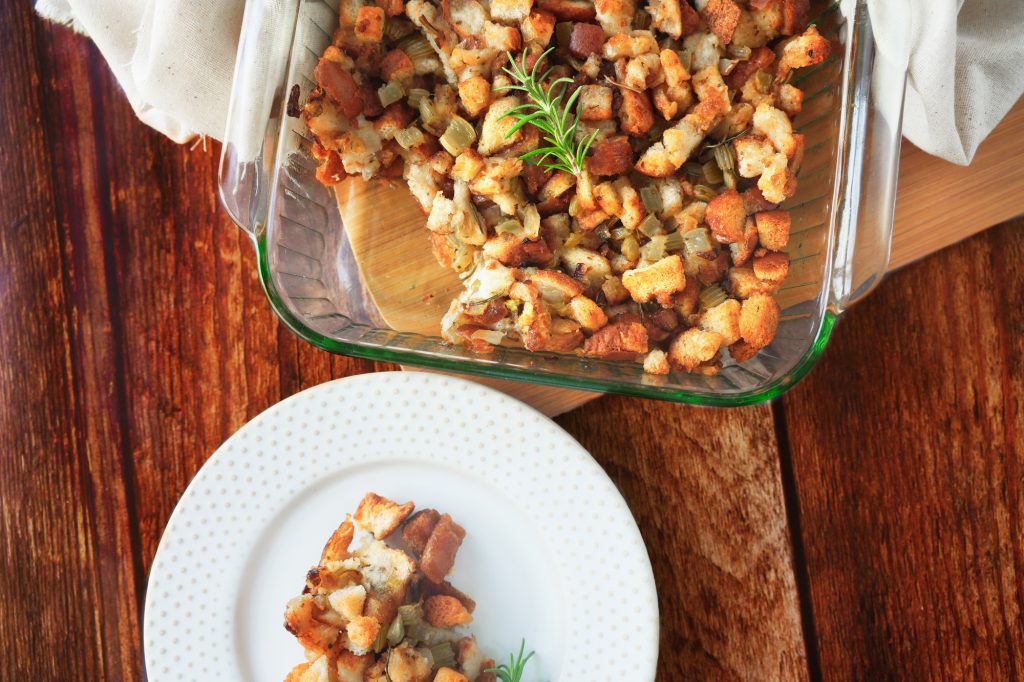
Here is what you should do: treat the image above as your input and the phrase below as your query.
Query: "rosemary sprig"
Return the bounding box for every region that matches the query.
[484,639,540,682]
[495,48,598,176]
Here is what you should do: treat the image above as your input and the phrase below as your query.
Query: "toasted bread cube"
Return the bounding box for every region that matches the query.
[424,595,473,628]
[648,0,682,38]
[536,0,597,20]
[643,349,671,375]
[683,31,723,71]
[529,268,585,303]
[757,151,795,204]
[587,137,633,176]
[699,299,741,345]
[660,48,690,87]
[285,656,333,682]
[780,0,810,34]
[622,255,686,304]
[381,49,415,82]
[579,85,614,122]
[522,9,556,44]
[595,0,634,35]
[477,96,522,155]
[729,339,760,363]
[743,185,777,214]
[777,83,803,116]
[700,0,741,43]
[354,6,386,41]
[377,0,405,15]
[726,266,778,298]
[458,76,492,118]
[434,669,470,682]
[388,643,433,682]
[618,89,655,136]
[734,134,776,178]
[402,509,441,554]
[353,492,415,539]
[484,21,523,50]
[284,595,340,654]
[583,321,649,359]
[374,103,416,140]
[705,189,746,245]
[456,638,491,681]
[539,170,577,201]
[320,516,355,563]
[739,293,780,349]
[668,327,723,372]
[753,251,789,282]
[778,25,829,78]
[566,295,609,333]
[452,149,485,182]
[602,276,631,305]
[754,210,790,250]
[634,142,675,177]
[753,102,796,157]
[328,584,367,621]
[420,513,466,583]
[729,217,759,265]
[491,0,533,23]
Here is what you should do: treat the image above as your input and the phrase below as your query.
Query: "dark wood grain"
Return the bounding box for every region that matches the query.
[2,1,1024,680]
[778,219,1024,681]
[558,403,809,680]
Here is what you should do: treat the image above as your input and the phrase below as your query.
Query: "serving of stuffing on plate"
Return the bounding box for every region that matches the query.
[283,493,500,682]
[300,0,829,375]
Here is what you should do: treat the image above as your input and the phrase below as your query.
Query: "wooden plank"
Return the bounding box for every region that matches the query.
[778,218,1024,680]
[558,401,810,680]
[892,98,1024,269]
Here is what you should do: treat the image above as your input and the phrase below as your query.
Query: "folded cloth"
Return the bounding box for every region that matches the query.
[36,0,1024,165]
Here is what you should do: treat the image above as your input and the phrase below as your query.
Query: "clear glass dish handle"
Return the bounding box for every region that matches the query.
[219,0,301,239]
[830,1,907,313]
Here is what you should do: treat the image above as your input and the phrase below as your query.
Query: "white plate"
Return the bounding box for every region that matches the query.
[144,372,659,681]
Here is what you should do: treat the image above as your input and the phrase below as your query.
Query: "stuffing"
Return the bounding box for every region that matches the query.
[725,266,779,298]
[583,321,649,359]
[477,96,524,155]
[561,246,612,288]
[699,298,741,345]
[458,76,492,118]
[536,0,597,20]
[434,669,470,682]
[321,516,356,563]
[729,217,759,265]
[381,49,415,82]
[777,25,829,78]
[602,276,631,305]
[754,209,790,250]
[482,233,553,266]
[285,656,333,682]
[753,250,789,282]
[603,30,659,59]
[668,327,723,372]
[419,513,466,583]
[622,254,686,304]
[354,6,386,41]
[522,9,556,44]
[545,317,586,351]
[490,0,533,23]
[587,137,634,175]
[387,643,434,682]
[579,85,614,121]
[705,189,746,244]
[757,151,795,203]
[682,31,722,71]
[346,616,381,653]
[648,0,682,39]
[700,0,742,44]
[753,102,796,157]
[733,133,776,178]
[529,268,586,302]
[595,0,635,35]
[402,509,441,553]
[618,89,655,135]
[569,22,607,57]
[567,295,609,332]
[643,348,671,374]
[424,595,474,628]
[328,584,367,621]
[777,83,803,116]
[739,292,780,348]
[456,638,491,681]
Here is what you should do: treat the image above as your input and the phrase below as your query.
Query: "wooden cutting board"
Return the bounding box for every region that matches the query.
[339,98,1024,416]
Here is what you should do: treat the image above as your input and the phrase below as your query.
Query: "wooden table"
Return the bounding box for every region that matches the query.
[2,8,1022,681]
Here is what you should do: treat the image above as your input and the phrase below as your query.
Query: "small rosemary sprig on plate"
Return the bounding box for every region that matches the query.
[484,639,540,682]
[495,48,598,176]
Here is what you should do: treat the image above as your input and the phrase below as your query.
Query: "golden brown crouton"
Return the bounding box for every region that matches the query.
[561,246,612,287]
[705,189,746,245]
[618,89,655,136]
[753,251,789,282]
[634,142,674,177]
[725,266,779,298]
[753,102,796,157]
[781,0,812,36]
[424,595,473,628]
[739,293,780,349]
[354,492,415,539]
[579,85,614,121]
[381,49,415,82]
[668,327,723,372]
[490,0,533,23]
[777,83,803,116]
[420,578,478,613]
[314,58,365,120]
[586,137,633,176]
[595,0,635,35]
[529,268,586,303]
[567,295,609,333]
[602,276,631,305]
[757,151,795,204]
[354,6,386,41]
[521,9,556,45]
[728,339,760,363]
[284,595,339,654]
[477,96,523,155]
[733,133,776,178]
[458,76,492,118]
[451,149,485,182]
[699,299,741,345]
[754,210,790,250]
[456,638,491,681]
[622,255,687,304]
[648,0,682,38]
[388,642,433,682]
[700,0,741,44]
[743,185,777,214]
[583,321,649,359]
[321,516,355,563]
[420,513,466,583]
[602,30,659,59]
[729,217,759,265]
[374,103,416,140]
[376,0,405,15]
[337,650,374,682]
[285,656,332,682]
[536,0,596,20]
[483,233,554,267]
[643,349,671,374]
[346,615,381,652]
[328,583,367,621]
[402,509,441,554]
[434,668,470,682]
[545,318,586,352]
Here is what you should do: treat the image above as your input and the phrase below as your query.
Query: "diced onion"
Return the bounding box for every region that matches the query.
[419,98,438,125]
[702,160,724,185]
[714,144,735,172]
[640,235,667,262]
[621,235,641,262]
[494,219,524,235]
[394,126,425,150]
[610,226,631,241]
[682,227,714,256]
[728,45,752,60]
[637,213,663,238]
[520,204,541,239]
[398,34,435,63]
[639,185,662,214]
[406,87,430,108]
[439,115,476,156]
[470,329,505,345]
[378,80,405,108]
[693,184,718,202]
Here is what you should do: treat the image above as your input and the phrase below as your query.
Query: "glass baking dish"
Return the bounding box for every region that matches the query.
[219,0,904,406]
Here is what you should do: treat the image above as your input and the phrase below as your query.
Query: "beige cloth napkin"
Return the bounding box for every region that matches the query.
[36,0,1024,165]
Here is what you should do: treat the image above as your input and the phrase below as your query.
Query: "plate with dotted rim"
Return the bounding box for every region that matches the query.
[143,371,659,682]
